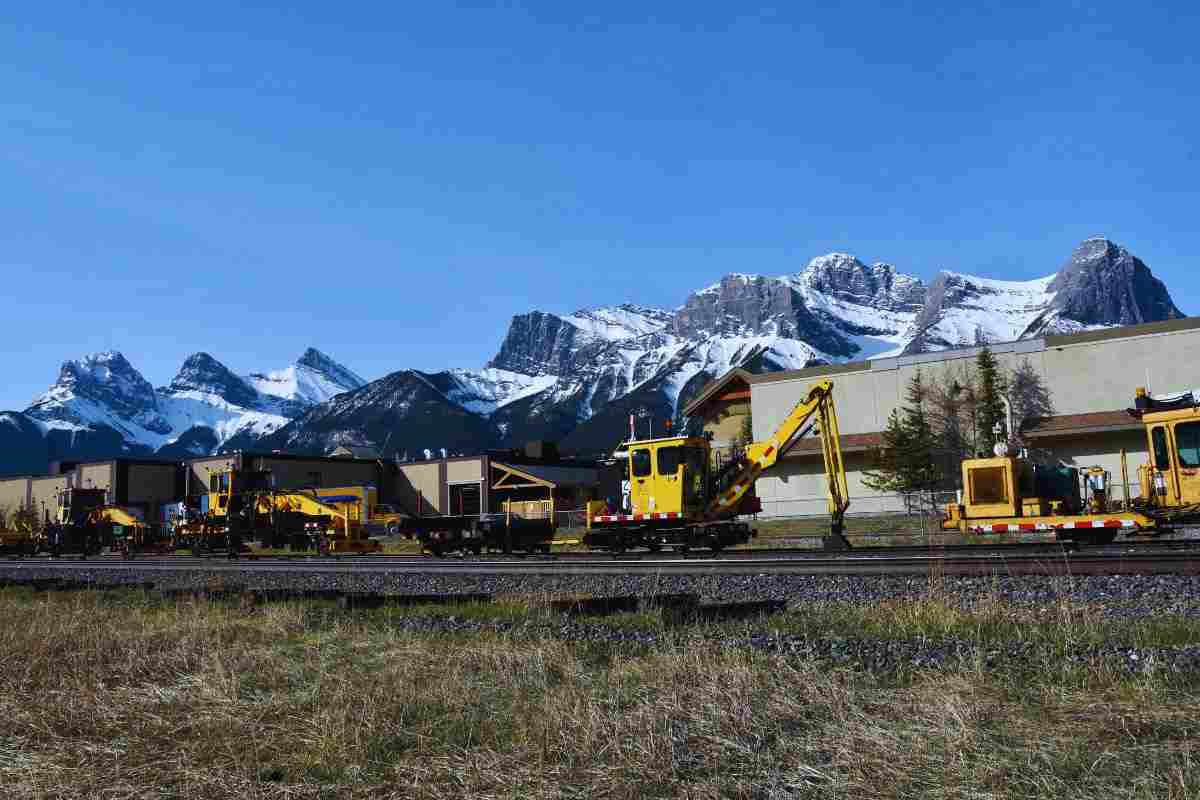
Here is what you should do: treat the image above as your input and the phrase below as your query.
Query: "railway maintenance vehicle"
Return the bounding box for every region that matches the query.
[943,386,1200,541]
[584,378,850,553]
[181,467,383,554]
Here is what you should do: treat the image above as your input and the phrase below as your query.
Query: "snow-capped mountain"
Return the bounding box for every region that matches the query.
[246,347,366,411]
[259,237,1183,458]
[8,348,364,467]
[0,237,1185,474]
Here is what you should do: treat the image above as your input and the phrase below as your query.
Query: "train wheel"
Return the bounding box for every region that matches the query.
[647,543,663,553]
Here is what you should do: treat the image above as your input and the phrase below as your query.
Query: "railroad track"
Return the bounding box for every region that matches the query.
[3,547,1198,576]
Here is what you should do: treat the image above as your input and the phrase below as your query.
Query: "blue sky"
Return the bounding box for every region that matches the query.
[2,1,1196,409]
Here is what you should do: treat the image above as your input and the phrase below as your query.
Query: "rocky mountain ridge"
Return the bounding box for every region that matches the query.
[0,237,1186,473]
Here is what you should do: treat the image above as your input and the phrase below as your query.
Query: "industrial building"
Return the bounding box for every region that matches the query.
[0,445,600,526]
[685,318,1200,518]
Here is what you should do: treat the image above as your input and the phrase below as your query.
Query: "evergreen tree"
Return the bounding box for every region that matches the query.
[975,347,1008,450]
[864,371,939,505]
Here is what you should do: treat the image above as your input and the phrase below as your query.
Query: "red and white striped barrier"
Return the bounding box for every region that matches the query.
[970,519,1140,534]
[592,512,681,523]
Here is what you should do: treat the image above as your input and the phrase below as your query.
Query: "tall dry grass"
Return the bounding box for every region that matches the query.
[0,587,1196,798]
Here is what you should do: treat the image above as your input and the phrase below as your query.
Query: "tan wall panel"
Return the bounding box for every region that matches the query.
[396,463,441,515]
[445,458,483,485]
[187,456,238,493]
[127,464,179,519]
[1042,330,1200,415]
[0,478,31,513]
[77,463,114,496]
[29,476,72,519]
[255,458,379,491]
[756,453,906,517]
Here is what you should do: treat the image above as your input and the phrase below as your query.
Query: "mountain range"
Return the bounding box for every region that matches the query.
[0,237,1184,475]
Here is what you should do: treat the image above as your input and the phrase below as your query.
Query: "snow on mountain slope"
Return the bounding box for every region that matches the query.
[24,348,363,456]
[923,272,1058,346]
[246,348,366,406]
[563,305,673,340]
[436,368,558,415]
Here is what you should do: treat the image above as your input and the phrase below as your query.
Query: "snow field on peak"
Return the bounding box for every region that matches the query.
[564,306,672,341]
[442,368,558,415]
[246,363,357,406]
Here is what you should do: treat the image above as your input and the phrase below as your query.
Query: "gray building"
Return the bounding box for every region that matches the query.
[686,318,1200,517]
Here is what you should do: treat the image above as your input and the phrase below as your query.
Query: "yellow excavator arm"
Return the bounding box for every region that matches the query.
[88,506,148,529]
[705,379,849,539]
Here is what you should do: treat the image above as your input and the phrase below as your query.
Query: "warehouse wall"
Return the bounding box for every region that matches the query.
[29,475,73,519]
[126,464,180,521]
[0,478,31,513]
[395,463,441,515]
[445,458,483,485]
[186,456,238,493]
[748,322,1200,518]
[253,457,379,491]
[76,463,114,498]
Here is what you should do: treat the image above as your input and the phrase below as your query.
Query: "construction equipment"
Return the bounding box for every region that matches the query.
[0,506,41,554]
[939,385,1200,542]
[585,379,850,552]
[1131,386,1200,522]
[198,468,382,554]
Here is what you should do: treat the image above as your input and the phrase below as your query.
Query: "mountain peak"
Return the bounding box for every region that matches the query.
[166,352,260,408]
[26,350,169,435]
[1047,237,1183,327]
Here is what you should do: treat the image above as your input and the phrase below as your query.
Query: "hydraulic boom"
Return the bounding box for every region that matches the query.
[706,379,850,547]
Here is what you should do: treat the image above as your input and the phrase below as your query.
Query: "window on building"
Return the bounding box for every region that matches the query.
[656,446,682,477]
[1152,427,1171,470]
[631,449,652,478]
[1176,422,1200,468]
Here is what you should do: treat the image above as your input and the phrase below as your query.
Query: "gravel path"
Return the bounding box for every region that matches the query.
[4,564,1200,618]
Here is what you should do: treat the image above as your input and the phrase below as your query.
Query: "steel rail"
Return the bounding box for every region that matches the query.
[2,550,1198,577]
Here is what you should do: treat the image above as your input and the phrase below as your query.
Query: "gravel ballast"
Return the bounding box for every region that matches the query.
[4,564,1200,618]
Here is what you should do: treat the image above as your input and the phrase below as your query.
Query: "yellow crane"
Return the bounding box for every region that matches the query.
[585,379,850,552]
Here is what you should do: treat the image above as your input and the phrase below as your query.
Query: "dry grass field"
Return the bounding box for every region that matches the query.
[1,586,1197,798]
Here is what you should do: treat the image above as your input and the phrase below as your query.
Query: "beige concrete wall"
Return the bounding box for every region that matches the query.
[29,476,72,519]
[752,366,880,441]
[756,453,908,518]
[445,458,483,485]
[127,464,179,519]
[748,325,1200,517]
[396,463,441,515]
[0,478,31,513]
[255,458,378,491]
[187,456,238,493]
[1041,328,1200,415]
[77,463,114,497]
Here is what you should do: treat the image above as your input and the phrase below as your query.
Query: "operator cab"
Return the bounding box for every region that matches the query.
[623,435,710,517]
[1133,387,1200,510]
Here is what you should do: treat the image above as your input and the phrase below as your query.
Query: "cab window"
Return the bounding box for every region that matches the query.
[631,449,652,478]
[1176,422,1200,468]
[1152,427,1171,470]
[656,446,682,476]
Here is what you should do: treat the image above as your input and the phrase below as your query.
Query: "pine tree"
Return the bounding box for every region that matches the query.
[864,371,939,506]
[976,347,1008,451]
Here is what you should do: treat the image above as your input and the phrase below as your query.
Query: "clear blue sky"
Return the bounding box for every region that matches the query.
[2,1,1196,410]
